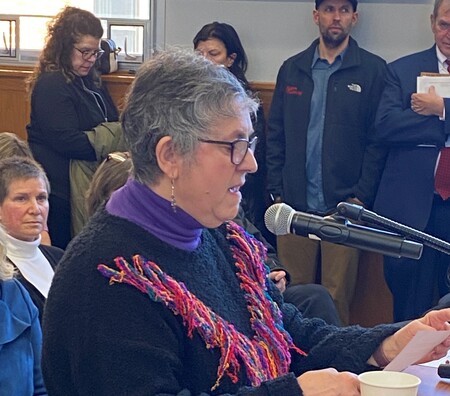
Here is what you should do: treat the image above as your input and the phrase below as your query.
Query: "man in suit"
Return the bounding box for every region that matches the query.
[373,0,450,322]
[266,0,387,324]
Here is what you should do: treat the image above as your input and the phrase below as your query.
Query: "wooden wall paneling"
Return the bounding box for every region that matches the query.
[350,252,393,326]
[0,68,32,141]
[251,81,275,119]
[101,73,135,112]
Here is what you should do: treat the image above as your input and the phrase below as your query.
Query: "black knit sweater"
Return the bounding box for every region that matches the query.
[42,210,399,395]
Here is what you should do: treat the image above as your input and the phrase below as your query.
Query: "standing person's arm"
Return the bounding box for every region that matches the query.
[30,74,97,160]
[375,62,449,146]
[352,60,388,208]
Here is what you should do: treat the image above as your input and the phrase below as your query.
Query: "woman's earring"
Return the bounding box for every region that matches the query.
[170,179,177,213]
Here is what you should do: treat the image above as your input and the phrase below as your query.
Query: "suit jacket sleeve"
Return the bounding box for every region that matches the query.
[375,61,450,146]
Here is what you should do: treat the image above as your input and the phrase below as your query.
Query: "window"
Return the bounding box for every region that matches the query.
[0,19,17,58]
[0,0,151,69]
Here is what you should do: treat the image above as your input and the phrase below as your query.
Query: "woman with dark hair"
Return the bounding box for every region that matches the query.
[194,22,269,240]
[26,6,119,249]
[194,22,249,88]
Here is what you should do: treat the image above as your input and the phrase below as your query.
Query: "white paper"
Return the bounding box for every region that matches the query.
[417,75,450,97]
[384,330,450,372]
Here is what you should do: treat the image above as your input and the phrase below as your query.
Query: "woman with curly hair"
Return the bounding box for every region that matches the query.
[26,6,119,249]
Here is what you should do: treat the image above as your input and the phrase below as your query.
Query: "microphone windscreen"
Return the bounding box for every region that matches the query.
[264,203,293,235]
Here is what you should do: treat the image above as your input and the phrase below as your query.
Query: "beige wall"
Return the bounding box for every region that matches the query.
[158,0,434,82]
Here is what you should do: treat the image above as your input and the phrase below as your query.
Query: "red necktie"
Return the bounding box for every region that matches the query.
[435,147,450,200]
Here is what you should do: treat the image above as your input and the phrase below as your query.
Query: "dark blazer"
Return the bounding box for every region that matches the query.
[373,45,450,229]
[13,245,64,322]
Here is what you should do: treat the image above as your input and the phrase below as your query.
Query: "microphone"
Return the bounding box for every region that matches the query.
[264,203,423,259]
[336,202,450,255]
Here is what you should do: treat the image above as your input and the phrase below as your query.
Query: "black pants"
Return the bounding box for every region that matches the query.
[384,195,450,322]
[283,283,342,326]
[48,194,72,250]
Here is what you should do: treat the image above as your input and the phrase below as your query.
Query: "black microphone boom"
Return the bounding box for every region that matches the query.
[336,202,450,256]
[264,203,423,260]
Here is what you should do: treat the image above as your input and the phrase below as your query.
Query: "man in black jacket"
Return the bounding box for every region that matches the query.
[266,0,387,324]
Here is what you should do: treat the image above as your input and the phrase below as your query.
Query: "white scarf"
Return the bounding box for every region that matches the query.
[0,227,54,298]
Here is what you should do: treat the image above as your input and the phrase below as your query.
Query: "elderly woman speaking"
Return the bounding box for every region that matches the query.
[42,49,450,396]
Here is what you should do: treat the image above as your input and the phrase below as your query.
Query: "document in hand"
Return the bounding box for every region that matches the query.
[384,330,450,371]
[417,74,450,97]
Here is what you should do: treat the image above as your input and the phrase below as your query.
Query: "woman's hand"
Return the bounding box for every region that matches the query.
[376,308,450,365]
[269,270,287,293]
[297,368,360,395]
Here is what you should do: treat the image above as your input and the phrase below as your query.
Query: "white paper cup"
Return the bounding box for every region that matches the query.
[358,371,421,396]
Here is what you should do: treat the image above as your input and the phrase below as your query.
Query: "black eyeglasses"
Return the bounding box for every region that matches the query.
[198,135,258,165]
[74,47,105,60]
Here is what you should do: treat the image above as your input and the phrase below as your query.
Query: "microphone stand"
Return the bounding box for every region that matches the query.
[336,202,450,256]
[265,203,423,259]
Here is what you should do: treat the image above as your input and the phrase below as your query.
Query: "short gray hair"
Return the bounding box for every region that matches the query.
[121,48,259,185]
[0,156,50,204]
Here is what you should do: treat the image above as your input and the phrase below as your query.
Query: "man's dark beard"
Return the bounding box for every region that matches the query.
[322,32,347,49]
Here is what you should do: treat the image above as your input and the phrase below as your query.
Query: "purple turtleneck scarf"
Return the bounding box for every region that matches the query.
[106,178,203,251]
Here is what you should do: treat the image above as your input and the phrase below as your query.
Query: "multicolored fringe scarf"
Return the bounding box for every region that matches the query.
[97,221,306,390]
